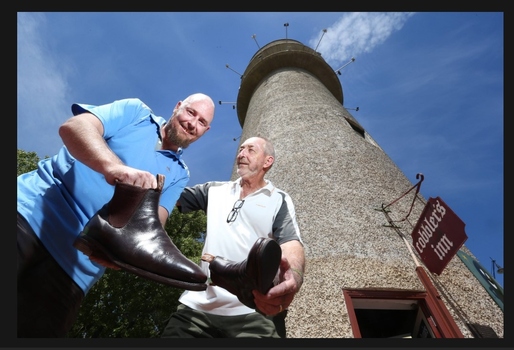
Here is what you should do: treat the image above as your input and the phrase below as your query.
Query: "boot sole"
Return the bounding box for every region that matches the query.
[74,235,207,291]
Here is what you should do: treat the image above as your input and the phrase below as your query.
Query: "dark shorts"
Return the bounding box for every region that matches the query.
[17,213,84,338]
[161,303,282,338]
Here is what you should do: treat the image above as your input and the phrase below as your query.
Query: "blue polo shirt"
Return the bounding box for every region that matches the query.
[17,98,190,293]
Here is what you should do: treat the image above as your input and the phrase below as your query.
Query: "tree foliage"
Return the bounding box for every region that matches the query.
[17,148,207,338]
[17,149,41,175]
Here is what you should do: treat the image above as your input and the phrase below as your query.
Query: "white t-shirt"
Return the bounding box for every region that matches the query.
[178,178,302,316]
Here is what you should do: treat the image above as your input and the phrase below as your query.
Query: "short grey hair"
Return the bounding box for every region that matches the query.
[259,136,275,159]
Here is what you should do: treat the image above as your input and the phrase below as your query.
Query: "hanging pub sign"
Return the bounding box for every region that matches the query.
[411,196,467,275]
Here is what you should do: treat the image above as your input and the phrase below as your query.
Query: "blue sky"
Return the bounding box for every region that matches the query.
[17,12,504,287]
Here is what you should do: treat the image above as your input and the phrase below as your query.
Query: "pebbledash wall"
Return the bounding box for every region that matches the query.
[229,39,503,338]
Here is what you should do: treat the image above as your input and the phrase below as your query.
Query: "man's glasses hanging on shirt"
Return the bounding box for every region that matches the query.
[227,199,245,223]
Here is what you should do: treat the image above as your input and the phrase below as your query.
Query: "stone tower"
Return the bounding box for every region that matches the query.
[231,39,503,338]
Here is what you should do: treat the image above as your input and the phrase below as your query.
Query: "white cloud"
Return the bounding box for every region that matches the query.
[310,12,416,66]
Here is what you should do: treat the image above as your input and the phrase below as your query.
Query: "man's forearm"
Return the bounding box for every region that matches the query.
[59,113,123,176]
[280,240,305,287]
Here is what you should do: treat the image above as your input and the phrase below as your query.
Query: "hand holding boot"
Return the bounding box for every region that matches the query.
[201,237,282,312]
[74,174,208,291]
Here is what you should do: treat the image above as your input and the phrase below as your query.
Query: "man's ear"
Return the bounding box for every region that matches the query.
[263,155,274,170]
[173,101,182,113]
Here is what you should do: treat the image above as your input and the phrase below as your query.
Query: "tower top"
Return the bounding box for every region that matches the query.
[236,39,343,127]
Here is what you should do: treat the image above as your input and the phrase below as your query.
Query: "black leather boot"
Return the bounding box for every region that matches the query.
[202,237,281,311]
[73,174,207,291]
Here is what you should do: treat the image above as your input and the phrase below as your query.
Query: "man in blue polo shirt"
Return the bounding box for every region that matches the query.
[17,93,215,337]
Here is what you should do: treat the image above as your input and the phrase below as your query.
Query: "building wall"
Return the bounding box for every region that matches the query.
[231,39,503,338]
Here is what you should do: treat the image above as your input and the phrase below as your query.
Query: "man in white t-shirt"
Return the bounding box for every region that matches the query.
[161,136,305,338]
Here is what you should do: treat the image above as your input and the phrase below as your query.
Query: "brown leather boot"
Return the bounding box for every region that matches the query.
[73,174,207,291]
[202,237,281,311]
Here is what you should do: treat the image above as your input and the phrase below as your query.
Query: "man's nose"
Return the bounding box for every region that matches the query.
[186,118,197,130]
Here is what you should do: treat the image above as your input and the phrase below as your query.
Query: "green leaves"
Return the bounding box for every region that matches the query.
[17,149,40,175]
